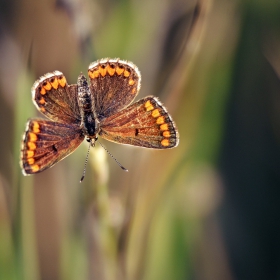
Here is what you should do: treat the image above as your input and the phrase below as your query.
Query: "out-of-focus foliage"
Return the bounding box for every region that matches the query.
[0,0,280,279]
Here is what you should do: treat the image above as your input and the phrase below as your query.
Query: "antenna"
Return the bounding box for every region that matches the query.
[80,138,128,183]
[80,140,91,183]
[98,141,128,172]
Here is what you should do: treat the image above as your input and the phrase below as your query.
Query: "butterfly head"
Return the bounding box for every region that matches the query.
[77,73,88,87]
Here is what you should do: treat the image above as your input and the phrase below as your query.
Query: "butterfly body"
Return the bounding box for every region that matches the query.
[20,58,179,175]
[77,73,99,138]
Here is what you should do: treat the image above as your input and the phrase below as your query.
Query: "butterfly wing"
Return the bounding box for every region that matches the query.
[99,96,179,149]
[20,119,84,175]
[32,71,80,124]
[88,59,141,121]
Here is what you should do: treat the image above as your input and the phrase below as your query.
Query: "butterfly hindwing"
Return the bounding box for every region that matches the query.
[99,96,179,149]
[32,71,81,124]
[20,119,84,175]
[88,59,141,120]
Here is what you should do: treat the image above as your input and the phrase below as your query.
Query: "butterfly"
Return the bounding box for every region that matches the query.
[20,58,179,176]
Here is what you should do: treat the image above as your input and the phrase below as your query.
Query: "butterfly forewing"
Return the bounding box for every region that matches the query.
[32,71,80,124]
[88,59,141,120]
[21,120,84,174]
[99,96,178,149]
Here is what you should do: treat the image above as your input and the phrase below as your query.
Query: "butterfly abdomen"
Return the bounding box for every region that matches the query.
[77,73,99,137]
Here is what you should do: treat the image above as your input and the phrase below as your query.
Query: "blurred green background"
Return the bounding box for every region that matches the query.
[1,0,280,279]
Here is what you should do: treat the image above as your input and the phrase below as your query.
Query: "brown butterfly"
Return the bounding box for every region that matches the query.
[20,58,179,176]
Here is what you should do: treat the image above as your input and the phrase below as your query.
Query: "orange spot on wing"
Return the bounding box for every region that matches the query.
[50,77,59,89]
[128,79,135,85]
[89,69,100,78]
[88,70,94,79]
[131,88,136,95]
[39,98,45,105]
[31,164,40,173]
[152,109,160,118]
[160,124,168,131]
[107,65,116,76]
[156,116,165,124]
[145,100,154,111]
[27,142,36,150]
[40,87,46,95]
[26,150,34,158]
[29,132,37,142]
[27,158,35,165]
[99,65,107,77]
[93,70,100,78]
[58,76,66,87]
[116,66,124,75]
[161,139,170,147]
[124,69,130,77]
[43,81,52,90]
[163,131,171,137]
[32,122,40,133]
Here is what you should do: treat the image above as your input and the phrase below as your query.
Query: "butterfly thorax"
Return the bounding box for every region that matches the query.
[77,73,100,137]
